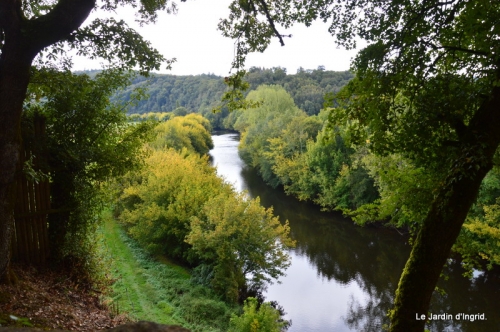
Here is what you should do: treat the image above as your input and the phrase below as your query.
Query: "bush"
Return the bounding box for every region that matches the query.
[229,297,288,332]
[115,148,293,302]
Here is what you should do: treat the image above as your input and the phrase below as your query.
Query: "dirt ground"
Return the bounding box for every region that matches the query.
[0,263,130,331]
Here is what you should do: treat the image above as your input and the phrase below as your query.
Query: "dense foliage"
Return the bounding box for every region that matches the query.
[23,69,154,265]
[112,68,353,129]
[149,113,214,154]
[115,73,226,116]
[230,83,500,276]
[0,0,176,282]
[228,297,287,332]
[218,0,500,330]
[227,85,379,212]
[100,210,242,332]
[112,114,294,303]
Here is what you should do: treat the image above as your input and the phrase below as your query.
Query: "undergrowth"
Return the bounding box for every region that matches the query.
[98,209,239,331]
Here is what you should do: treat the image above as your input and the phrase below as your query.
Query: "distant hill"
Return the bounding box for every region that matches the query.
[110,67,354,118]
[112,73,226,115]
[246,67,353,115]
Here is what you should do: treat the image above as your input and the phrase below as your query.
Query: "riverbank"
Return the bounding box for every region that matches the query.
[210,132,500,332]
[98,209,239,332]
[0,210,239,331]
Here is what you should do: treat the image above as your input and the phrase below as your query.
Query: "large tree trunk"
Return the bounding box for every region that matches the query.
[0,0,96,282]
[389,85,500,331]
[0,15,35,282]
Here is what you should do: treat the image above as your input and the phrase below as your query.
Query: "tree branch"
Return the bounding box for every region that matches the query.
[0,1,14,28]
[440,45,489,56]
[23,0,96,55]
[255,0,285,46]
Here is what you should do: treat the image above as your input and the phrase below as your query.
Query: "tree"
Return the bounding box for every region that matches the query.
[187,194,293,303]
[150,113,214,154]
[228,297,288,332]
[234,85,304,187]
[219,1,500,331]
[25,68,154,261]
[115,147,293,302]
[0,0,177,280]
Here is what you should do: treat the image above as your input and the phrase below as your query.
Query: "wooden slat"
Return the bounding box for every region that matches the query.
[11,210,19,261]
[26,178,36,264]
[33,116,48,262]
[19,169,30,264]
[13,115,51,265]
[13,174,24,261]
[41,181,51,258]
[33,181,43,263]
[37,181,48,261]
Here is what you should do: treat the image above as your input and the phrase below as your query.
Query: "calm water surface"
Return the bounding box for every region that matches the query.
[210,133,500,332]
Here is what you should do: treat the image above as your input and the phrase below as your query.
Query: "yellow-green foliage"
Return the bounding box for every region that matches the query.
[116,148,293,302]
[141,112,157,120]
[119,149,228,259]
[228,297,287,332]
[128,112,173,122]
[350,153,436,227]
[456,197,500,273]
[99,211,238,331]
[187,194,293,302]
[234,85,306,187]
[150,113,213,154]
[158,112,173,121]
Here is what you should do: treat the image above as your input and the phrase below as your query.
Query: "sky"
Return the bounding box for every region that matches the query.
[72,0,363,76]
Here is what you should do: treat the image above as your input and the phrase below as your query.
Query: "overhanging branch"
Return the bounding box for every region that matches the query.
[255,0,285,46]
[440,45,489,57]
[24,0,96,55]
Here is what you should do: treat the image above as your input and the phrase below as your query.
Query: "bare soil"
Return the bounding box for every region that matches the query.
[0,264,130,331]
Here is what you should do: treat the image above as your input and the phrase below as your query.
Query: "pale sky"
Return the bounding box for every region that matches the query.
[72,0,362,76]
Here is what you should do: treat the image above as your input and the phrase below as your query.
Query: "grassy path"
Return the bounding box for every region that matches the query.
[100,211,179,324]
[98,210,237,331]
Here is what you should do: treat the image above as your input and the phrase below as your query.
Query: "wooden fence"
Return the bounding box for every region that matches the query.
[12,116,50,265]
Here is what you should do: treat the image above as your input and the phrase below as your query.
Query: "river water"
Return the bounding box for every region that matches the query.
[209,133,500,332]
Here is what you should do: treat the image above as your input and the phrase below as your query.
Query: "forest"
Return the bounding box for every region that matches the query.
[1,1,499,332]
[112,67,353,129]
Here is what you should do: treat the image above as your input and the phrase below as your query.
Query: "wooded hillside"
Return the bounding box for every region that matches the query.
[111,67,353,117]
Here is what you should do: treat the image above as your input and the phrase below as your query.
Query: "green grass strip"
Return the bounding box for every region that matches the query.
[98,209,238,332]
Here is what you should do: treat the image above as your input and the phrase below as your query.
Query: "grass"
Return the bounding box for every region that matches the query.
[98,209,239,332]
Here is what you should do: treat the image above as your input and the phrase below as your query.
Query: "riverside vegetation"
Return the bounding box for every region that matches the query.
[223,84,500,276]
[2,68,294,331]
[84,71,498,328]
[123,75,500,279]
[106,111,294,331]
[2,1,500,331]
[218,2,500,330]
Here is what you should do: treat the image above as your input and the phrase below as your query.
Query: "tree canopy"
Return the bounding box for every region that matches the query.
[1,0,499,330]
[219,1,500,331]
[23,69,155,266]
[0,0,179,281]
[112,68,352,123]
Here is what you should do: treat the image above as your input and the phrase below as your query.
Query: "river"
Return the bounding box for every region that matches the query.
[209,132,500,332]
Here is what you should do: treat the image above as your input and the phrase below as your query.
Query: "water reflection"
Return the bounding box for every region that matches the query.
[241,166,409,331]
[210,133,500,332]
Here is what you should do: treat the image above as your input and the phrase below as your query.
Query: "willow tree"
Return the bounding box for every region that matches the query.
[0,0,178,281]
[219,0,500,331]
